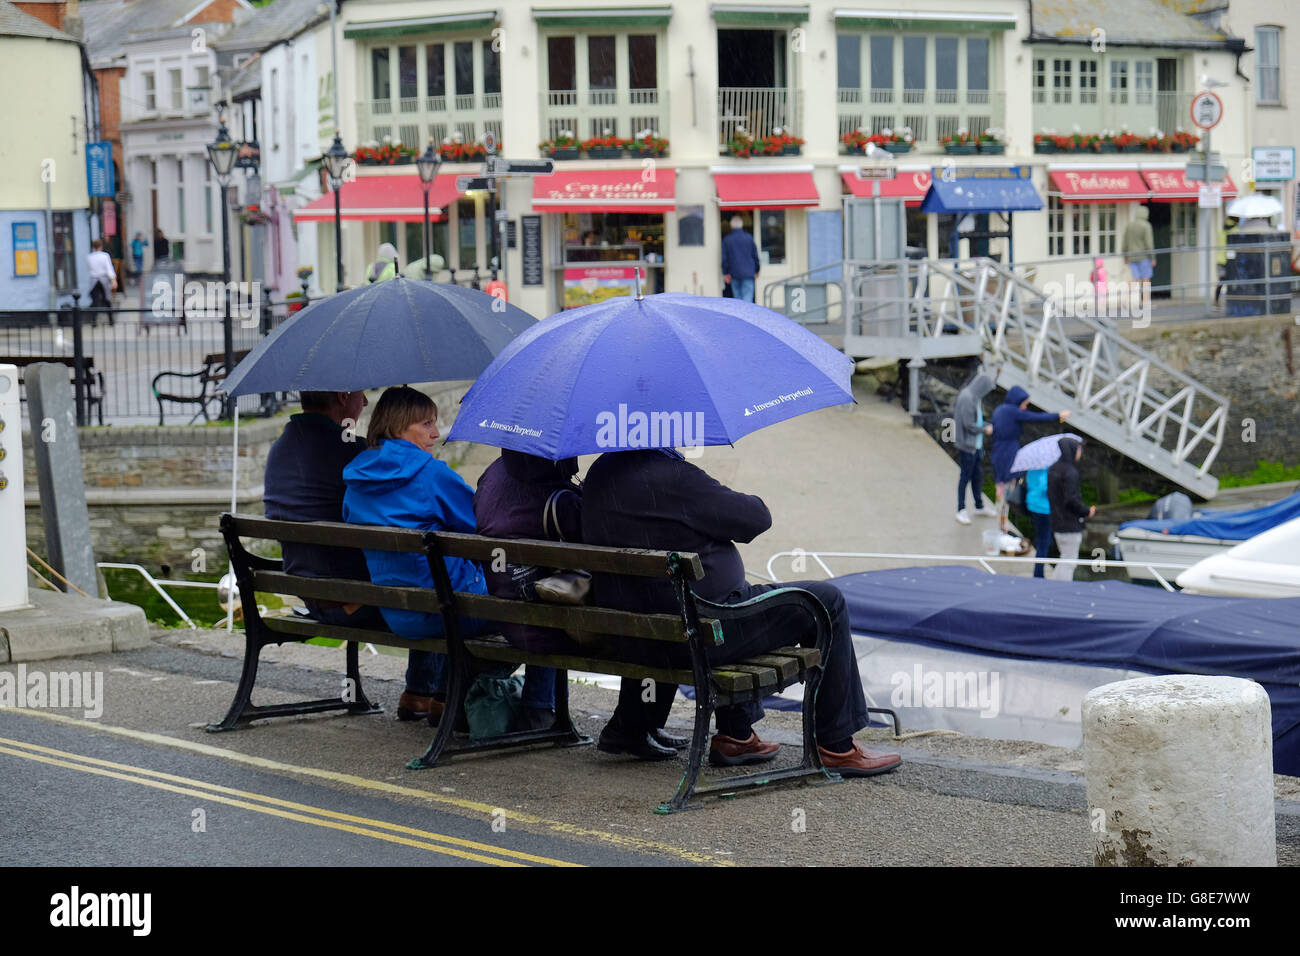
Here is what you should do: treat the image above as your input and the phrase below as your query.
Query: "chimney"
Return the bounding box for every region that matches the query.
[63,0,83,40]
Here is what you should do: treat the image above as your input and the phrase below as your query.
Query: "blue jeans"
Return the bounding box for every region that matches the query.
[307,602,448,697]
[1031,511,1053,578]
[957,449,985,511]
[732,277,755,302]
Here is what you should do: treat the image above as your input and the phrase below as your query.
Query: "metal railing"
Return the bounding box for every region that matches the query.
[1033,90,1194,141]
[763,550,1195,592]
[356,98,503,150]
[718,87,802,147]
[541,87,668,141]
[837,89,1005,147]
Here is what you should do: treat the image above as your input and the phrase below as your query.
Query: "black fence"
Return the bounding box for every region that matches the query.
[0,288,311,427]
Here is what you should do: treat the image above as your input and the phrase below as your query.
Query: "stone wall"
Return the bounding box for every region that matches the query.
[22,381,479,572]
[1128,315,1300,478]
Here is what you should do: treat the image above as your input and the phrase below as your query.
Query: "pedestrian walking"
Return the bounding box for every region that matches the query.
[87,238,117,311]
[367,242,400,283]
[721,215,759,302]
[154,228,170,261]
[1047,437,1094,582]
[130,231,147,281]
[990,386,1070,530]
[1026,467,1052,578]
[1122,206,1155,290]
[953,371,997,524]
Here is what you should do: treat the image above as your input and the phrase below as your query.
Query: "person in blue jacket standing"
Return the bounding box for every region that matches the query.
[1025,468,1052,578]
[342,386,489,724]
[721,215,760,302]
[990,385,1070,531]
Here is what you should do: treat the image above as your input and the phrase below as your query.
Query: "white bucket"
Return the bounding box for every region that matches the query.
[982,529,1002,555]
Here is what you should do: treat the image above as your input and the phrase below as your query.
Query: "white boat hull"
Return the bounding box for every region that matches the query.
[1176,516,1300,597]
[1110,528,1237,582]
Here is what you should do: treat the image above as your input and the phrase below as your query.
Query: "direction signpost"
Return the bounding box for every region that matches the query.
[1188,90,1224,306]
[468,156,556,286]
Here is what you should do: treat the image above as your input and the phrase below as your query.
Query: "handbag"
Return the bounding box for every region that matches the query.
[505,489,591,605]
[1006,477,1027,510]
[464,671,523,739]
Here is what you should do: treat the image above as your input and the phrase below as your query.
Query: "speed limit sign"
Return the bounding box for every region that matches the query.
[1190,91,1223,130]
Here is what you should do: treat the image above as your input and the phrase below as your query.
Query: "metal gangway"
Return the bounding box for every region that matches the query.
[765,256,1228,498]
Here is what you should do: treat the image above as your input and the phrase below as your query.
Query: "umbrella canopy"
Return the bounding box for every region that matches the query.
[1009,433,1074,474]
[445,293,855,459]
[1226,193,1283,220]
[221,278,537,397]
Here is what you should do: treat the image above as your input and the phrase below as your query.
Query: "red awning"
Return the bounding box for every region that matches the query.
[713,169,819,209]
[1048,169,1148,202]
[531,169,676,213]
[840,168,932,207]
[293,173,461,222]
[1141,167,1239,202]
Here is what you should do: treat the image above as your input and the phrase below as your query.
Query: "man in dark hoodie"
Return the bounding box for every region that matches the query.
[1046,437,1093,581]
[582,448,901,777]
[952,371,997,524]
[991,386,1070,531]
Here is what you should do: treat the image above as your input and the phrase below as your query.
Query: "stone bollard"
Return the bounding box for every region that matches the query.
[1083,675,1275,867]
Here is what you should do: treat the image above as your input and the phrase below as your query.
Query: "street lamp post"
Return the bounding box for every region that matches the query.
[416,139,441,279]
[206,116,238,419]
[321,131,351,293]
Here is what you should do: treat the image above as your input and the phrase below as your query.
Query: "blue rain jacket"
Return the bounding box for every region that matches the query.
[342,438,487,639]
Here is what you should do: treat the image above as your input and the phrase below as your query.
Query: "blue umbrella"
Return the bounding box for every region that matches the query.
[220,278,537,396]
[1010,433,1073,474]
[445,293,855,459]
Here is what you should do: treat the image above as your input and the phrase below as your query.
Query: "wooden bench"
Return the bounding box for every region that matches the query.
[217,512,864,813]
[3,355,105,425]
[152,349,249,424]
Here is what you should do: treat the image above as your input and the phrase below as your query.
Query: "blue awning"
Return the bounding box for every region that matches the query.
[920,177,1044,214]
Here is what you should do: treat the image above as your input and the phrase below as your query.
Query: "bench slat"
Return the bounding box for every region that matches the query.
[252,571,442,612]
[430,532,706,580]
[769,646,821,669]
[264,615,448,653]
[740,654,802,683]
[453,593,692,643]
[234,517,428,554]
[720,663,780,688]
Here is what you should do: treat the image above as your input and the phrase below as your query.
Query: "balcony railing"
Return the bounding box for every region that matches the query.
[541,87,668,142]
[837,88,1006,150]
[1033,90,1194,138]
[718,87,803,148]
[357,96,503,153]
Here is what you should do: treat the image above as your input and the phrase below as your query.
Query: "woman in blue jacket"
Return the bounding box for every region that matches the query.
[990,386,1070,531]
[342,386,489,724]
[1025,468,1052,579]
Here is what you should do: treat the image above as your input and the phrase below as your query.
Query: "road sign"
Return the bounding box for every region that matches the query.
[1185,162,1227,182]
[492,158,555,176]
[456,176,494,192]
[1190,91,1223,130]
[855,166,897,180]
[1252,146,1295,182]
[1198,183,1222,209]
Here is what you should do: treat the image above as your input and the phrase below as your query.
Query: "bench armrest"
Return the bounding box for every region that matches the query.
[151,367,209,396]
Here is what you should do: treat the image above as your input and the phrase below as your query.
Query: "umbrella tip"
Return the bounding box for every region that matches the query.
[633,267,645,301]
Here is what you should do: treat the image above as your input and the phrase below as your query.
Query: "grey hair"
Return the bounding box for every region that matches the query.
[729,215,744,230]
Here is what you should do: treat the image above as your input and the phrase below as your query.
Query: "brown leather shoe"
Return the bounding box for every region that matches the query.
[819,741,902,777]
[709,732,780,767]
[397,692,443,724]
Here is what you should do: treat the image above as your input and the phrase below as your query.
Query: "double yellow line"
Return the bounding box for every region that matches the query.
[0,735,580,867]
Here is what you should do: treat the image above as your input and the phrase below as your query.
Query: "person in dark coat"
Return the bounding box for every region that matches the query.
[1046,437,1094,582]
[473,450,580,731]
[721,216,760,302]
[990,385,1070,530]
[582,448,901,777]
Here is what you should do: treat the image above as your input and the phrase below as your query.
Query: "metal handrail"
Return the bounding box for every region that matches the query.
[763,550,1194,593]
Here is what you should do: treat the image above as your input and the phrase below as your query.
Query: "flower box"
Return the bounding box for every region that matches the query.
[1095,142,1119,153]
[1034,143,1057,154]
[843,143,866,155]
[781,144,801,155]
[943,143,977,155]
[978,142,1005,155]
[585,147,624,159]
[546,147,580,160]
[883,142,913,154]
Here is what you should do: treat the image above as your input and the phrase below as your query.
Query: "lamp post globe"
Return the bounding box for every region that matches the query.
[416,139,441,279]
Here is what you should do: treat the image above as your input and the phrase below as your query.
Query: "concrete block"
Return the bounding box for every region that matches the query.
[1083,675,1275,867]
[0,588,149,663]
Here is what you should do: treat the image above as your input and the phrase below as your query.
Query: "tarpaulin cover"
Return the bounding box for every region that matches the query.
[832,565,1300,774]
[1120,491,1300,540]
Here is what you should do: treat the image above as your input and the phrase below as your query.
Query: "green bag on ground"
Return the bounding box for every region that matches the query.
[464,672,523,739]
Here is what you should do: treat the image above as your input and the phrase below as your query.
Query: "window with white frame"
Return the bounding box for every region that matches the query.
[1048,196,1065,256]
[1109,60,1128,104]
[1071,204,1091,256]
[1257,26,1282,105]
[1033,57,1047,104]
[143,71,156,111]
[542,31,664,139]
[1172,203,1196,248]
[1134,61,1153,105]
[1053,58,1072,104]
[1079,59,1098,104]
[169,68,183,110]
[1096,203,1118,255]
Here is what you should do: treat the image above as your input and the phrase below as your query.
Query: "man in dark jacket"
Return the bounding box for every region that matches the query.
[721,216,760,302]
[1046,437,1094,581]
[952,371,997,524]
[582,448,901,776]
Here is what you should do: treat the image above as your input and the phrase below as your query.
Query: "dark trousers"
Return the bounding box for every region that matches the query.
[611,580,869,745]
[89,281,111,308]
[1031,511,1053,578]
[957,449,985,511]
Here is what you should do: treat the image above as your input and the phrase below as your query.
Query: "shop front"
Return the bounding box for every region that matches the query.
[1141,165,1238,296]
[530,169,676,309]
[711,166,820,302]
